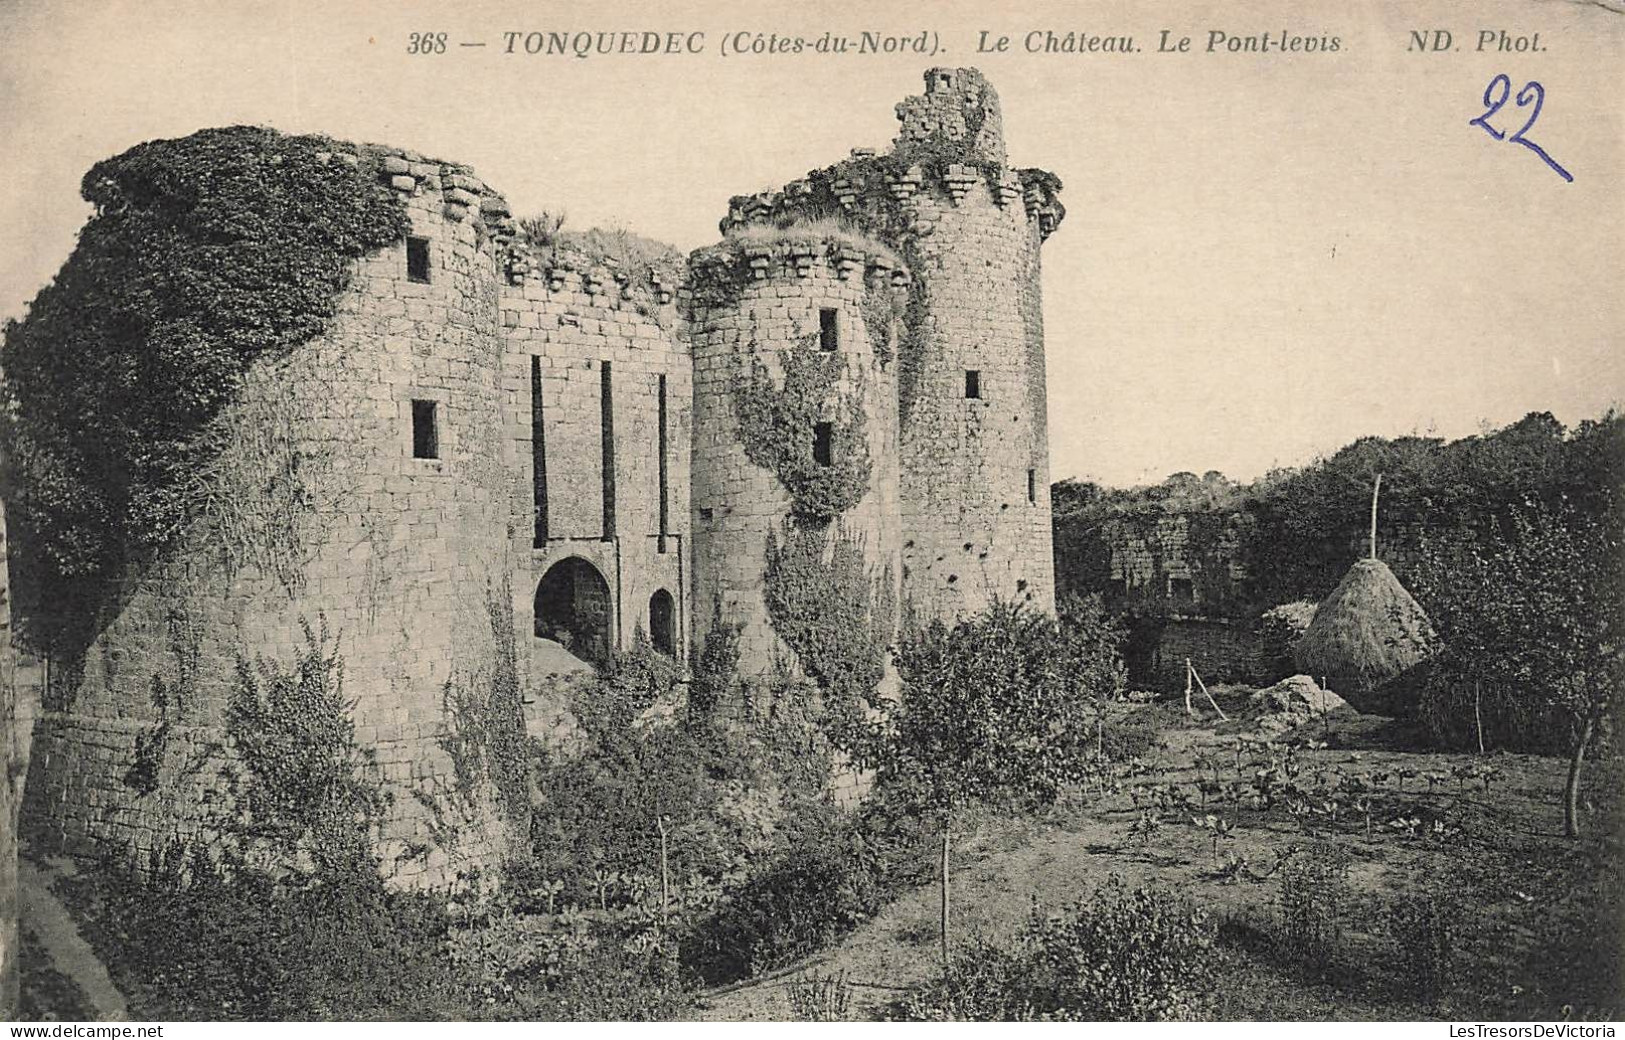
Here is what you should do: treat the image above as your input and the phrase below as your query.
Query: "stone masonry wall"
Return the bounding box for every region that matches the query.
[1152,616,1265,690]
[689,242,903,675]
[497,253,690,704]
[22,147,520,889]
[896,169,1055,622]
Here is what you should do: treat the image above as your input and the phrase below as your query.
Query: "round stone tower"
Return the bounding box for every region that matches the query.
[889,68,1061,621]
[687,233,905,677]
[710,68,1066,628]
[20,138,525,889]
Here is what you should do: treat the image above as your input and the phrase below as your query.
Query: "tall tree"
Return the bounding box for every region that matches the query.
[1413,499,1623,836]
[882,599,1123,962]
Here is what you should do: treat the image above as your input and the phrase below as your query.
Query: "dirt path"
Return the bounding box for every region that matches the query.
[18,857,130,1021]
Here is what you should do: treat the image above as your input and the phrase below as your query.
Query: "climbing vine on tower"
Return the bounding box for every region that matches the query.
[732,334,873,523]
[0,125,409,654]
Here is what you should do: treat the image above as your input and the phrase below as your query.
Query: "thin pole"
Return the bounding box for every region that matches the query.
[1369,473,1382,560]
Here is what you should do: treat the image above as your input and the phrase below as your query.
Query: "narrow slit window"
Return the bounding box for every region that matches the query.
[812,422,833,467]
[657,374,669,553]
[600,361,616,540]
[965,370,981,399]
[406,237,431,283]
[531,357,548,546]
[411,399,439,459]
[1027,468,1037,504]
[819,308,839,351]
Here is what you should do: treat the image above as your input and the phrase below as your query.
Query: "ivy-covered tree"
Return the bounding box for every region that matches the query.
[1411,497,1623,836]
[880,599,1124,962]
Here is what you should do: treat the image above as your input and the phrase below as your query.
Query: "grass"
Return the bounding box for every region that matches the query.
[693,693,1625,1021]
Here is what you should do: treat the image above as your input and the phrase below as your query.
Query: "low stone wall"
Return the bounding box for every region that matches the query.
[1151,616,1265,690]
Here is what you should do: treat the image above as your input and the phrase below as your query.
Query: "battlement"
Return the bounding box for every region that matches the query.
[688,225,909,310]
[363,146,516,240]
[716,68,1064,244]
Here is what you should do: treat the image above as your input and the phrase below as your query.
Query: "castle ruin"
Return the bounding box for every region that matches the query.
[18,68,1066,887]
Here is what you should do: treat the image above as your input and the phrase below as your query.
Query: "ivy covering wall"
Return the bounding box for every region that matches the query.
[733,334,872,523]
[763,521,896,757]
[0,126,409,655]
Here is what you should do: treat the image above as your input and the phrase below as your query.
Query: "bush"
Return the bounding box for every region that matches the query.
[896,879,1217,1021]
[683,804,883,983]
[1098,716,1160,762]
[64,846,461,1020]
[1274,842,1352,975]
[1387,888,1462,1002]
[1057,592,1130,702]
[786,972,853,1021]
[1260,601,1318,679]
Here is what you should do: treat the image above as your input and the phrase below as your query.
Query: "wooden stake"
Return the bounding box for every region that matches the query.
[1474,681,1485,756]
[1369,473,1382,560]
[1190,662,1230,721]
[1184,659,1195,717]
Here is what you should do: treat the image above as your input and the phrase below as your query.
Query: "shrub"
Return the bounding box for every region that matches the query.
[1274,842,1352,975]
[1261,600,1318,679]
[1387,888,1461,1002]
[63,846,460,1020]
[786,971,853,1021]
[1098,716,1160,762]
[1057,592,1130,702]
[682,804,883,983]
[896,879,1217,1021]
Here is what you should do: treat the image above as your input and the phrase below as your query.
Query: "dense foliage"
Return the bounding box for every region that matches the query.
[225,620,386,872]
[1410,498,1623,753]
[896,880,1216,1021]
[762,520,895,757]
[883,600,1121,813]
[0,126,408,653]
[1053,412,1624,622]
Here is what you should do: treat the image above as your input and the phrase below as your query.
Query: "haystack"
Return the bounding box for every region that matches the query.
[1292,557,1436,713]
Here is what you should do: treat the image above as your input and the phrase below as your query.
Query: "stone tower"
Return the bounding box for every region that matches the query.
[687,233,906,674]
[704,67,1065,647]
[887,68,1064,622]
[22,144,525,888]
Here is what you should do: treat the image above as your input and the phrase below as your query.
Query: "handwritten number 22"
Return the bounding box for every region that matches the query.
[1471,73,1574,182]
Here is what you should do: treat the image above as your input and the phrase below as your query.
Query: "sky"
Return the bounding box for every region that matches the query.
[1,0,1621,487]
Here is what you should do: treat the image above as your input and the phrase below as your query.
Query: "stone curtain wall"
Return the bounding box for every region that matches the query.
[23,148,519,888]
[496,257,691,699]
[1106,513,1252,615]
[689,243,903,675]
[1152,617,1266,689]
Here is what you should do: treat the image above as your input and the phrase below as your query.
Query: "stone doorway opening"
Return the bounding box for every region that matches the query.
[534,557,613,669]
[648,588,676,657]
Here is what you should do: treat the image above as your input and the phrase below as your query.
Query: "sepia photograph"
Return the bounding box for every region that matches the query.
[0,0,1621,1027]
